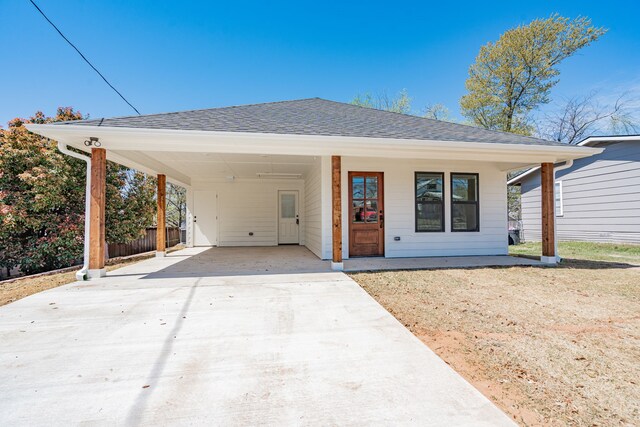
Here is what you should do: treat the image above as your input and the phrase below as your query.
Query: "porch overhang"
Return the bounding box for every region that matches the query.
[25,124,603,185]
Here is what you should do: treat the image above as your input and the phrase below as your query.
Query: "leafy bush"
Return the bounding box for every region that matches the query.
[0,108,156,274]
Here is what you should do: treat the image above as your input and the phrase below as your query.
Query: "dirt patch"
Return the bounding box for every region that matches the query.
[351,262,640,426]
[417,328,543,426]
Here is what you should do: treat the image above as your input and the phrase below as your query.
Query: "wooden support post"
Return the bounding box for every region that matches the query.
[88,148,106,278]
[331,156,343,270]
[541,162,556,263]
[156,174,166,256]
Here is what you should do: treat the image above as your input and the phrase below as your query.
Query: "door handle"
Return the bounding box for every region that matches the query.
[296,218,299,225]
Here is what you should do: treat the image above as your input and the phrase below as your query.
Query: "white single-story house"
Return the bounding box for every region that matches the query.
[508,135,640,244]
[27,98,601,278]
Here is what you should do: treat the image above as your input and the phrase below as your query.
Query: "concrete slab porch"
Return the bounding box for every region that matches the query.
[0,247,516,426]
[344,254,544,272]
[126,246,542,276]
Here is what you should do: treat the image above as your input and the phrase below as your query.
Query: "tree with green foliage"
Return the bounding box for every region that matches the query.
[460,15,607,135]
[351,89,412,114]
[105,168,157,246]
[0,108,157,275]
[0,109,86,274]
[166,183,186,228]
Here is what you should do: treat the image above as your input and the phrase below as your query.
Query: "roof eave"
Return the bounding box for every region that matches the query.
[577,135,640,146]
[508,135,639,184]
[26,123,603,165]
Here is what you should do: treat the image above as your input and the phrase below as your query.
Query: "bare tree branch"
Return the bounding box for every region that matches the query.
[539,91,639,143]
[423,103,452,121]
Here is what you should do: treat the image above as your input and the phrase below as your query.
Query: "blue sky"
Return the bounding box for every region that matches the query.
[1,0,639,127]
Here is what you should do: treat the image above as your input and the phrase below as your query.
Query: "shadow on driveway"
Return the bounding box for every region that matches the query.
[125,278,201,424]
[126,246,333,279]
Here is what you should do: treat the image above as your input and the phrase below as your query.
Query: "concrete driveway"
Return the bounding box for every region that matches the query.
[0,247,514,426]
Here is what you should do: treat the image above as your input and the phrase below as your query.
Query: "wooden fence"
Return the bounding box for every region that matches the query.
[107,227,181,258]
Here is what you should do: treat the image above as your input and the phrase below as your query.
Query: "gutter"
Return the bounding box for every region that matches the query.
[57,142,91,281]
[578,135,640,145]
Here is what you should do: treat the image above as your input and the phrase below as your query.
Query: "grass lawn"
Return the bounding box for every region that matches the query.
[351,251,640,425]
[510,241,640,265]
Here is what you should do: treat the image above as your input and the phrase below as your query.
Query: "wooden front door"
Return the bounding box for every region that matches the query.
[349,172,384,257]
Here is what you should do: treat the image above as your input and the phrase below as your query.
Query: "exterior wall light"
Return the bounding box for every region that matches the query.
[84,137,101,147]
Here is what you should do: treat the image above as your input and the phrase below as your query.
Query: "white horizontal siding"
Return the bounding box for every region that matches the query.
[191,179,305,247]
[557,231,640,243]
[519,140,640,244]
[304,157,322,258]
[219,185,277,246]
[337,157,508,258]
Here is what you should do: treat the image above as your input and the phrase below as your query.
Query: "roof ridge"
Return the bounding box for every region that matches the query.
[56,97,555,144]
[58,98,324,125]
[50,97,568,147]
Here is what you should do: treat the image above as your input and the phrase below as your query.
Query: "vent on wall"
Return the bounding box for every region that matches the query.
[256,173,302,179]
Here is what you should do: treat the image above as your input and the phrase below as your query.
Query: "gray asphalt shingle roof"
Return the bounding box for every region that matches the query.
[55,98,561,146]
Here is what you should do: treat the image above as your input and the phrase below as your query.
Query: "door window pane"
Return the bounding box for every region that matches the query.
[352,174,380,224]
[365,200,378,223]
[352,176,364,199]
[352,200,365,223]
[281,194,295,218]
[366,176,378,198]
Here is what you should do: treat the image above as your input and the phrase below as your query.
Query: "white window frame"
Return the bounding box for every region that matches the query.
[555,181,563,217]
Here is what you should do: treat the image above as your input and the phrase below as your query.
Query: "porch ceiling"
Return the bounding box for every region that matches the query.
[127,151,317,182]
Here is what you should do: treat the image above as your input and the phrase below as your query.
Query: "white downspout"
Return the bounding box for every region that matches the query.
[57,142,91,281]
[553,160,573,263]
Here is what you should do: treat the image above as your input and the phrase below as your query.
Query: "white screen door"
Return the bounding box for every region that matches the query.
[278,190,299,244]
[194,190,217,246]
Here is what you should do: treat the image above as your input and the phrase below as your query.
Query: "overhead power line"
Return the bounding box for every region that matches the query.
[28,0,141,115]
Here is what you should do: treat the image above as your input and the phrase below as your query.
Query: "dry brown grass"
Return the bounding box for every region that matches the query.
[0,245,186,307]
[351,260,640,426]
[0,256,152,307]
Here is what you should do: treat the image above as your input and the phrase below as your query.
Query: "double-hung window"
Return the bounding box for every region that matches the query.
[415,172,444,232]
[451,173,479,232]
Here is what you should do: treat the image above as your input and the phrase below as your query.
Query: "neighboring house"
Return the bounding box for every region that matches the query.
[509,135,640,244]
[27,98,600,277]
